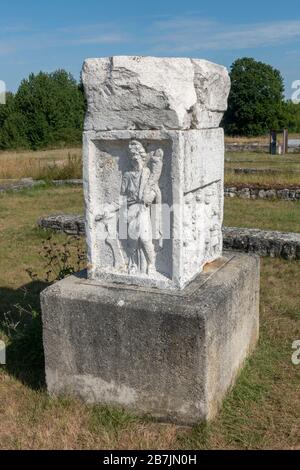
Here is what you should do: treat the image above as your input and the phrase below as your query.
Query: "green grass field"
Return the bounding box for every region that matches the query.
[225,152,300,186]
[224,198,300,233]
[0,185,299,449]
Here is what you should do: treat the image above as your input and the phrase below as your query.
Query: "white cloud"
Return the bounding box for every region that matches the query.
[65,33,131,46]
[149,17,300,53]
[1,24,34,33]
[1,16,300,57]
[0,22,130,56]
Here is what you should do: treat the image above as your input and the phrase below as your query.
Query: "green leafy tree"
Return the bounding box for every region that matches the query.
[283,100,300,133]
[14,70,85,149]
[223,57,286,136]
[0,92,14,127]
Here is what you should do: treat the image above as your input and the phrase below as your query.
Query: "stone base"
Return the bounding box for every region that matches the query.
[40,251,259,425]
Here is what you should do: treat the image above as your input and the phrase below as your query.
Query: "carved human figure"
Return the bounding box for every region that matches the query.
[95,140,163,275]
[203,186,221,258]
[121,140,163,276]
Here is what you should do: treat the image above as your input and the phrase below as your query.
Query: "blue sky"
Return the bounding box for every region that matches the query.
[1,0,300,97]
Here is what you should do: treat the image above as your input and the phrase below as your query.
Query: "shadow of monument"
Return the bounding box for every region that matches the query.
[0,280,49,390]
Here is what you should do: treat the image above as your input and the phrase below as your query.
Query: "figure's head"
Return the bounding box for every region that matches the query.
[128,140,147,168]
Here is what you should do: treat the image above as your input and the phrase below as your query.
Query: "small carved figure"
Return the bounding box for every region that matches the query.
[95,140,163,277]
[121,140,163,275]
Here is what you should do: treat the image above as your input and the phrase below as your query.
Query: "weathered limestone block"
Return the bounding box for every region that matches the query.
[83,128,224,290]
[82,56,230,131]
[41,252,260,425]
[191,59,231,129]
[82,56,229,290]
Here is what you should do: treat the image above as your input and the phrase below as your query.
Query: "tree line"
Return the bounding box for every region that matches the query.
[0,58,300,150]
[0,70,85,150]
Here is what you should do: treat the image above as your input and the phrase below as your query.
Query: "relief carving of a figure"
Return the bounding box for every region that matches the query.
[96,140,163,277]
[121,140,163,276]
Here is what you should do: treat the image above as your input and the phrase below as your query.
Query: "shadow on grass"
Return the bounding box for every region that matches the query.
[0,280,49,390]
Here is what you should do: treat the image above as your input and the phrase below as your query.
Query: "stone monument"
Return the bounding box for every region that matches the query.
[41,57,260,424]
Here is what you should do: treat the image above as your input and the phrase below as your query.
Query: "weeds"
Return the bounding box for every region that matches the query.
[26,233,86,282]
[2,232,86,388]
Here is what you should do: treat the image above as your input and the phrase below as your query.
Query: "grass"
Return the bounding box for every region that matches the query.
[225,173,300,188]
[224,198,300,233]
[225,152,300,187]
[0,147,82,181]
[226,151,300,165]
[0,184,300,449]
[1,146,300,187]
[0,185,84,294]
[225,133,300,144]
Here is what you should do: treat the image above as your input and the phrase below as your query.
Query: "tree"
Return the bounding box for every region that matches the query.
[284,100,300,133]
[0,92,14,128]
[223,57,286,136]
[14,70,85,149]
[0,93,29,149]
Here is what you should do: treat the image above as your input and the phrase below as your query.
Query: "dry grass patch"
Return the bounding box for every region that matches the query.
[0,147,82,180]
[2,146,300,187]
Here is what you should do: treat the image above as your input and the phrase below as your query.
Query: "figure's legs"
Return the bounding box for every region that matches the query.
[104,218,125,270]
[137,206,156,275]
[141,239,156,276]
[127,237,138,274]
[127,206,140,274]
[126,205,157,276]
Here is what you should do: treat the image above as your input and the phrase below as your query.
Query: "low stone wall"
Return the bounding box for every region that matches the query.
[231,167,300,175]
[225,143,269,153]
[223,226,300,260]
[38,214,300,260]
[0,178,82,193]
[52,179,83,186]
[38,214,85,235]
[225,186,300,200]
[225,143,300,153]
[2,178,299,202]
[0,178,45,193]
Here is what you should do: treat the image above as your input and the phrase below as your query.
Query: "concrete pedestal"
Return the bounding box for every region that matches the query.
[41,251,259,425]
